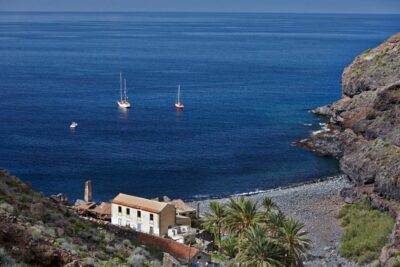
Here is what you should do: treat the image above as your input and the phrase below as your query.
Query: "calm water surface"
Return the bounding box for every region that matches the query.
[0,13,399,201]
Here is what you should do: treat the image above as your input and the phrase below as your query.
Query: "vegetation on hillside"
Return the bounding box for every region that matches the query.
[0,247,24,267]
[0,169,161,267]
[202,196,311,266]
[338,201,395,264]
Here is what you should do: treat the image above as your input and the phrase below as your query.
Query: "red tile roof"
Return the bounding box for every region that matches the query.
[112,193,170,213]
[92,202,111,215]
[168,199,196,213]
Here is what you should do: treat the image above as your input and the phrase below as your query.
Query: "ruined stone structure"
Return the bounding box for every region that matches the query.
[84,180,92,202]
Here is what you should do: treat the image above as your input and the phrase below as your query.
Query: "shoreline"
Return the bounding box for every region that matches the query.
[183,174,344,202]
[187,174,346,204]
[188,174,359,266]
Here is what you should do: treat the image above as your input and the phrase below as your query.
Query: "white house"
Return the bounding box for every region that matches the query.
[111,193,176,236]
[167,225,197,244]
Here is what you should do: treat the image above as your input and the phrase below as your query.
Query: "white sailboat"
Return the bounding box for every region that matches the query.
[117,72,131,109]
[70,122,78,128]
[175,85,184,110]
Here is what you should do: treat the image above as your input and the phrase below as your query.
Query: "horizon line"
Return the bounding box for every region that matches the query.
[1,11,400,15]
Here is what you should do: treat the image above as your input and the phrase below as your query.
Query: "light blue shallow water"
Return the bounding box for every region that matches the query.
[0,12,399,201]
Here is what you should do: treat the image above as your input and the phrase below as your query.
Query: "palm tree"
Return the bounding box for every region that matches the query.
[202,201,227,249]
[221,236,238,259]
[279,218,311,266]
[265,210,287,235]
[223,197,262,254]
[262,196,278,212]
[237,225,286,267]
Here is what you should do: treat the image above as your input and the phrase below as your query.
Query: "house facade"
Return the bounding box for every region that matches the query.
[111,193,176,236]
[167,225,197,244]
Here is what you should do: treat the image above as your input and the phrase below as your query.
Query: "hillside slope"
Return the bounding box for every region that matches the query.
[0,169,161,267]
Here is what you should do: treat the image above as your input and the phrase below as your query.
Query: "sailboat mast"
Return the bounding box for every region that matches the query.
[124,79,127,101]
[177,85,181,104]
[120,72,123,101]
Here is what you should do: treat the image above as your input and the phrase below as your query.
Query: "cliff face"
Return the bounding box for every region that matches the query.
[299,33,400,200]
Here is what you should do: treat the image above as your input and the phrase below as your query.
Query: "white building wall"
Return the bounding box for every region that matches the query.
[111,203,161,236]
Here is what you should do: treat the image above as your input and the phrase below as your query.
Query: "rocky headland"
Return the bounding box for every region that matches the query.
[298,33,400,266]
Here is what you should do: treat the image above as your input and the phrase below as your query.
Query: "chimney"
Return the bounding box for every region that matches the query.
[84,180,92,202]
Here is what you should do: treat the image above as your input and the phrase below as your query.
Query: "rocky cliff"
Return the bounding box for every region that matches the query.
[299,33,400,200]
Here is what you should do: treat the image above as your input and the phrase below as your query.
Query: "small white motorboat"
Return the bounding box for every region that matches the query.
[70,122,78,128]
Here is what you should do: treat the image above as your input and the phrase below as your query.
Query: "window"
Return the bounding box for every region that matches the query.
[137,210,141,218]
[150,214,154,221]
[126,208,130,215]
[149,226,154,234]
[126,220,130,227]
[118,206,122,213]
[118,218,122,225]
[137,223,142,231]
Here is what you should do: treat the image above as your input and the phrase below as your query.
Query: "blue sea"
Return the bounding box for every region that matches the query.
[0,12,399,202]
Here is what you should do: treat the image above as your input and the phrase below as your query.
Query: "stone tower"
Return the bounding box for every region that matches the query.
[84,180,92,202]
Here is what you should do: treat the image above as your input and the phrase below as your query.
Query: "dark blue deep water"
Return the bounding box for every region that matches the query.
[0,13,399,201]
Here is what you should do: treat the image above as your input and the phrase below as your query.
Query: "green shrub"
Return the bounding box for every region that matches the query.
[29,226,42,241]
[85,257,95,266]
[0,247,23,267]
[127,254,146,267]
[105,245,116,253]
[0,202,15,214]
[150,259,162,267]
[60,239,78,255]
[122,239,131,247]
[338,201,395,264]
[115,251,125,260]
[52,241,61,248]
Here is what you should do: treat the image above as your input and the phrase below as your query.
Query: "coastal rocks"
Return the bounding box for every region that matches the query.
[312,104,334,116]
[297,128,344,157]
[340,186,358,204]
[297,128,360,158]
[301,32,400,201]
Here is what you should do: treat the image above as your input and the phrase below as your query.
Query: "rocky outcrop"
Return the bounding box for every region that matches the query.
[342,33,400,98]
[300,32,400,266]
[301,32,400,200]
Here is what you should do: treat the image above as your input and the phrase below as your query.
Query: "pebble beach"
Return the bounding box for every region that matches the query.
[189,175,360,266]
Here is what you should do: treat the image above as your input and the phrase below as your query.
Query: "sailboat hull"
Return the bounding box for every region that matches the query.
[118,101,131,108]
[175,103,184,110]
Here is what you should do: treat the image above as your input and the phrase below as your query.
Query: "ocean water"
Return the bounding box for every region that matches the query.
[0,12,399,202]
